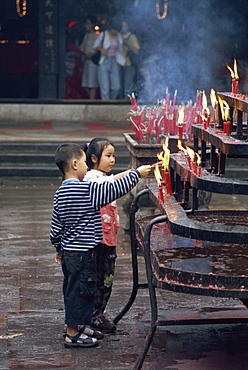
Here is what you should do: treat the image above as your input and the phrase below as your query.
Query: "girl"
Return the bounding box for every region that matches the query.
[84,137,130,333]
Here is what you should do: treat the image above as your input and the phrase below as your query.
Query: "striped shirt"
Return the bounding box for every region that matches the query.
[50,170,140,252]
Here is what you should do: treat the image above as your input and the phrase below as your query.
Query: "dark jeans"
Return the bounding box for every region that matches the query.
[62,249,97,326]
[93,243,117,317]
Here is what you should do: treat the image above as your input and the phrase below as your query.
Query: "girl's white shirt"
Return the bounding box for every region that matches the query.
[93,31,125,66]
[84,169,114,183]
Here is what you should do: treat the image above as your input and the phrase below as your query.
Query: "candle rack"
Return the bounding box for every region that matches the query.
[114,93,248,370]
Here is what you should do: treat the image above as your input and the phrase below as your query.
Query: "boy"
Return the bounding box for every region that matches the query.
[50,143,151,348]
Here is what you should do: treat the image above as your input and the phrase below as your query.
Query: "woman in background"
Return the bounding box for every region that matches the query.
[80,16,99,99]
[93,20,125,100]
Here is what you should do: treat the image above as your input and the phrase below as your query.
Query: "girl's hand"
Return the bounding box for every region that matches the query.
[136,165,151,177]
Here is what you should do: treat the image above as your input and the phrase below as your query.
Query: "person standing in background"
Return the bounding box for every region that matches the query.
[80,16,99,100]
[119,20,140,99]
[93,20,125,100]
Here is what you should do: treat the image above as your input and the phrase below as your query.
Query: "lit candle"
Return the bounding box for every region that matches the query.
[192,161,197,174]
[232,79,238,94]
[224,121,231,136]
[158,184,164,202]
[197,166,202,177]
[187,155,192,170]
[162,169,172,195]
[178,125,183,141]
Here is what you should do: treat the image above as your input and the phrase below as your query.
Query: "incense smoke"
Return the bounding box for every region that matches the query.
[116,0,248,102]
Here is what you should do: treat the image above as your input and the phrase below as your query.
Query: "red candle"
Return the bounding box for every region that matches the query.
[162,170,172,195]
[187,155,193,170]
[232,79,239,94]
[224,121,231,136]
[178,125,183,141]
[158,185,164,202]
[197,166,202,177]
[213,108,217,124]
[192,161,197,174]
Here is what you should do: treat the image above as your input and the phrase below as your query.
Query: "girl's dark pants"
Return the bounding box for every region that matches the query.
[93,243,117,317]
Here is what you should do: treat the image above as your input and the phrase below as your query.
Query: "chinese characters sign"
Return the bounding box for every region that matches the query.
[40,0,58,74]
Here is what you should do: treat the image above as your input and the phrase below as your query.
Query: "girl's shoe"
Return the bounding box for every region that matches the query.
[90,315,116,333]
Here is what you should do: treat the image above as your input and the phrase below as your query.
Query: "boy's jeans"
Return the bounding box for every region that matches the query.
[98,56,120,100]
[62,249,97,326]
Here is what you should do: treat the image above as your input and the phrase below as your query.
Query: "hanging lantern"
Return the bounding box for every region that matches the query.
[16,0,27,18]
[156,0,168,19]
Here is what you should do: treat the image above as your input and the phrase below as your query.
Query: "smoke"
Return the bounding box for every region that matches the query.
[115,0,248,102]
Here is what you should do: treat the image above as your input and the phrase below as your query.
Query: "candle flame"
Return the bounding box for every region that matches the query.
[234,58,239,79]
[177,106,185,125]
[196,153,201,166]
[157,137,170,171]
[186,146,195,161]
[202,90,210,115]
[210,88,218,109]
[226,64,235,79]
[227,59,239,80]
[177,140,187,154]
[218,97,229,121]
[154,164,162,186]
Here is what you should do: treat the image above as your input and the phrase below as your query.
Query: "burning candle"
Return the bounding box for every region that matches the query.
[224,121,231,136]
[232,79,239,94]
[195,153,201,177]
[162,169,172,195]
[178,125,183,141]
[187,155,192,169]
[210,88,218,128]
[192,161,197,174]
[158,184,164,202]
[227,59,239,94]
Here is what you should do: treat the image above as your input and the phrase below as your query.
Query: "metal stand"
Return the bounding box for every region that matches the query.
[114,189,248,370]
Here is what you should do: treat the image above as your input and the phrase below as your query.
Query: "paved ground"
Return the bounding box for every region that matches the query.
[1,120,248,369]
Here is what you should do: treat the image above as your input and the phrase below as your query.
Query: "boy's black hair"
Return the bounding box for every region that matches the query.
[55,143,85,176]
[85,137,114,170]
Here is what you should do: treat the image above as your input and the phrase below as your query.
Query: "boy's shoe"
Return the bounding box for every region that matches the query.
[64,331,98,348]
[90,314,116,333]
[63,324,104,339]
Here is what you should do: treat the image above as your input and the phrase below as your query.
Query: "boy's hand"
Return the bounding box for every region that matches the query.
[55,252,61,265]
[136,165,152,177]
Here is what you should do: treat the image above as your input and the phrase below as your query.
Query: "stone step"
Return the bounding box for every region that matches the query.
[0,141,130,177]
[0,165,127,178]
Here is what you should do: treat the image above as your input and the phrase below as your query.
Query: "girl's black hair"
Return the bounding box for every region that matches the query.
[107,19,121,32]
[55,143,84,176]
[85,137,114,170]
